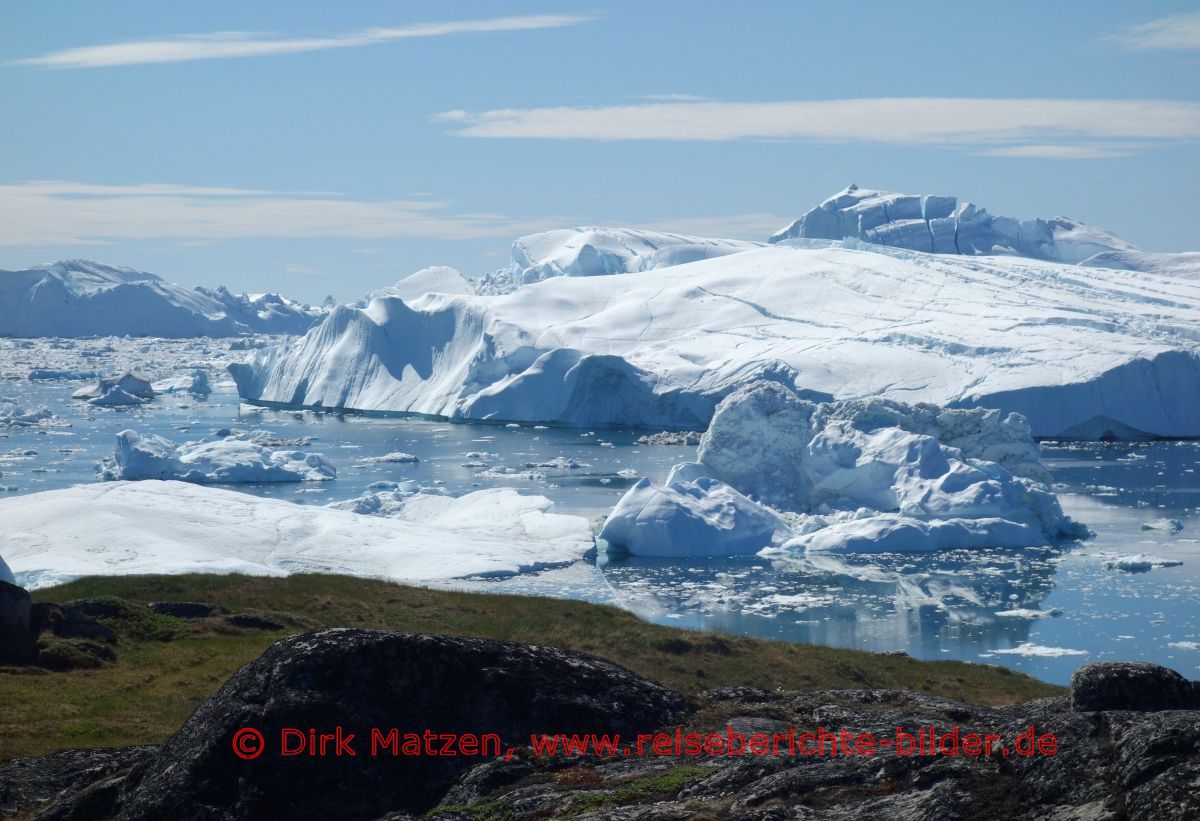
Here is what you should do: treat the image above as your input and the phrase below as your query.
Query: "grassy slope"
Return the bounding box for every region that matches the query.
[0,574,1062,761]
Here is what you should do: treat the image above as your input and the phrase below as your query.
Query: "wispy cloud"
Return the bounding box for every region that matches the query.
[0,181,563,245]
[975,144,1136,159]
[435,97,1200,156]
[1104,12,1200,51]
[10,14,597,69]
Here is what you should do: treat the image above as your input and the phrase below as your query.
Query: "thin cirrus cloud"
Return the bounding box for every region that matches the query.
[435,97,1200,157]
[9,13,597,69]
[0,180,783,246]
[0,181,562,245]
[1103,12,1200,51]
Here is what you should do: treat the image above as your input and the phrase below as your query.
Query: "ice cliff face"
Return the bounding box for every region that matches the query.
[0,260,323,338]
[768,184,1161,270]
[231,242,1200,439]
[476,227,763,294]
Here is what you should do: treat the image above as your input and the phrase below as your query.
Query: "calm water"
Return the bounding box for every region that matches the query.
[2,379,1197,685]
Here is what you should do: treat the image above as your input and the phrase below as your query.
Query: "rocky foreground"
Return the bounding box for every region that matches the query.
[1,628,1197,820]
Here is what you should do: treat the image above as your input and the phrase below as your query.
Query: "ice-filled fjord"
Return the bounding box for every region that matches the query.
[0,355,1196,684]
[2,185,1199,686]
[230,226,1200,439]
[601,382,1086,558]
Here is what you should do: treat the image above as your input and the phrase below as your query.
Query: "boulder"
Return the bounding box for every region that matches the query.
[112,629,686,820]
[148,601,217,619]
[1070,662,1197,712]
[0,580,32,664]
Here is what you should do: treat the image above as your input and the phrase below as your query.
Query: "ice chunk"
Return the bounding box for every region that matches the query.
[362,451,421,464]
[153,369,212,395]
[600,476,789,557]
[99,430,336,483]
[73,372,155,400]
[0,399,66,428]
[0,554,14,586]
[1103,554,1183,572]
[1141,518,1184,533]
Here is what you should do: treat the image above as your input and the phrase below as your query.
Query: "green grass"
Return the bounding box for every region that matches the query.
[564,765,713,813]
[0,573,1062,761]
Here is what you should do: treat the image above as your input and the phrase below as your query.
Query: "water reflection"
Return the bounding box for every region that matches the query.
[599,544,1067,659]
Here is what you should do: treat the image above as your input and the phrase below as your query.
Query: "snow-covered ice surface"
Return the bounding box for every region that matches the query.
[0,481,594,590]
[476,227,762,294]
[0,364,1196,684]
[98,429,337,483]
[231,240,1200,438]
[360,266,475,305]
[0,260,323,337]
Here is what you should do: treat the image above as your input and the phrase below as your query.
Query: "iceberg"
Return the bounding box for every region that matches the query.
[768,184,1196,277]
[602,382,1085,557]
[152,369,212,395]
[600,475,790,557]
[87,386,148,407]
[0,259,323,338]
[0,481,594,589]
[231,239,1200,438]
[72,372,156,400]
[0,554,14,586]
[99,430,336,483]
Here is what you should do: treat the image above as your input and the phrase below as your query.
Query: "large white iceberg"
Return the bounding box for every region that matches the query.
[0,481,594,590]
[231,239,1200,438]
[601,383,1086,557]
[0,259,323,338]
[99,430,336,483]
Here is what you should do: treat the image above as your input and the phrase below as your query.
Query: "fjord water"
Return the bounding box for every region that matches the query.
[2,381,1196,685]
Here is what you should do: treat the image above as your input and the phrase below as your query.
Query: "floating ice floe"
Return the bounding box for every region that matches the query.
[0,399,67,428]
[1102,553,1184,573]
[602,382,1086,557]
[1168,641,1200,651]
[994,607,1063,620]
[98,429,336,483]
[153,369,212,395]
[989,643,1088,658]
[362,451,420,464]
[1141,518,1184,533]
[73,372,156,408]
[0,481,594,589]
[88,387,148,407]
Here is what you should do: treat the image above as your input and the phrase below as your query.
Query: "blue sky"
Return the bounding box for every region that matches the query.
[2,1,1198,303]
